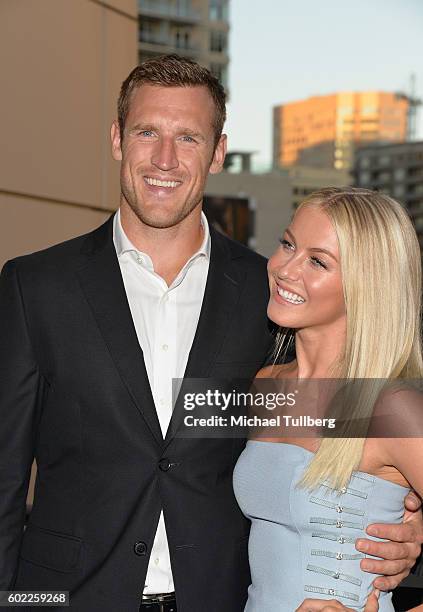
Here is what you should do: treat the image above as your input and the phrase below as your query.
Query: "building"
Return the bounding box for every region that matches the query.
[288,165,352,209]
[207,152,352,256]
[273,92,409,172]
[0,0,138,268]
[206,152,292,258]
[138,0,229,89]
[354,141,423,246]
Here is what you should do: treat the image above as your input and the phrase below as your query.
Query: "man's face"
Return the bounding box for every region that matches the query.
[111,84,226,229]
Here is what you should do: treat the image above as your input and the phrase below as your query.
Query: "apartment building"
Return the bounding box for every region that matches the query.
[354,141,423,246]
[138,0,229,89]
[273,92,409,172]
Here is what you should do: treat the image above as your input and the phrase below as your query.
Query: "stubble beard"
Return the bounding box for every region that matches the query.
[120,175,203,230]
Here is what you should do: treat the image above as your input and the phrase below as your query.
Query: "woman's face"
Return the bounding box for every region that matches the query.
[267,205,346,332]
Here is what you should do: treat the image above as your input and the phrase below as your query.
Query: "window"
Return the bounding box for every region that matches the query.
[378,171,391,183]
[378,155,391,167]
[210,63,228,88]
[175,29,191,50]
[394,168,405,181]
[338,106,353,116]
[413,216,423,231]
[361,105,378,115]
[210,30,227,53]
[359,171,371,185]
[209,0,229,21]
[394,185,405,198]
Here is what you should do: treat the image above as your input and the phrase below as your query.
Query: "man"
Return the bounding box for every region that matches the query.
[0,55,421,612]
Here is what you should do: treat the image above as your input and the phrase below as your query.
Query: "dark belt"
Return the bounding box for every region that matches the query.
[140,592,177,612]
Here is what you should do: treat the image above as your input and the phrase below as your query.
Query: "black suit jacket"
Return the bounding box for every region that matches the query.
[0,217,273,611]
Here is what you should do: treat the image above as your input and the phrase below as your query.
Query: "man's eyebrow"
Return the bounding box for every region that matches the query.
[283,228,338,261]
[177,127,206,142]
[128,123,155,134]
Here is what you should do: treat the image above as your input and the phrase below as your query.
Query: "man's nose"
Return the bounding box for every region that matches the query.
[151,137,179,171]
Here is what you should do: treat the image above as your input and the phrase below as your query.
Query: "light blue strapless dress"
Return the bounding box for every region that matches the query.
[233,441,410,611]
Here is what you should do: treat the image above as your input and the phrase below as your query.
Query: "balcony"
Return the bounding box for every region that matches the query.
[139,31,199,53]
[139,34,200,59]
[138,0,201,23]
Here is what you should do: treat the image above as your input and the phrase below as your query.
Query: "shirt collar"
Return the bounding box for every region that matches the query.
[113,207,211,264]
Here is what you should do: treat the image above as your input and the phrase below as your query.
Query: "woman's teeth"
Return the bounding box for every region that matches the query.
[277,287,305,304]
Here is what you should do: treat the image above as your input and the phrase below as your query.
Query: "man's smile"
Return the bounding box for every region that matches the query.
[144,176,182,189]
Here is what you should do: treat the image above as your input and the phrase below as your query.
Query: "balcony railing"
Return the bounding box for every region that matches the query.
[139,32,199,52]
[138,0,201,22]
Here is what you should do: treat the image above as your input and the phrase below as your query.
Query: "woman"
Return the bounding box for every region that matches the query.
[233,187,423,611]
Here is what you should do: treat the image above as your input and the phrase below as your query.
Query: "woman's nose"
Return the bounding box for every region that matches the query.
[275,254,302,282]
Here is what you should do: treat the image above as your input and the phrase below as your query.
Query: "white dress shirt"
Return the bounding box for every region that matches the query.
[113,208,210,594]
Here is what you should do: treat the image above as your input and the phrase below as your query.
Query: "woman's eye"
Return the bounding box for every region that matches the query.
[279,238,294,251]
[310,256,327,269]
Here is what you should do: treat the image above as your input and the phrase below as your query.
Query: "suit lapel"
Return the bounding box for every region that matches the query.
[164,227,244,446]
[76,217,163,446]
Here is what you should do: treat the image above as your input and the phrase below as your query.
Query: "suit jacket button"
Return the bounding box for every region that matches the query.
[158,458,171,472]
[134,541,147,556]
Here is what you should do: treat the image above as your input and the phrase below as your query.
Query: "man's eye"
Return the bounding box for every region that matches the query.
[181,135,196,143]
[310,256,327,269]
[139,130,154,137]
[279,238,294,250]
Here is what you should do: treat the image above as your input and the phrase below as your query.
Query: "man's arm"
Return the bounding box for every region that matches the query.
[0,260,43,588]
[355,436,423,593]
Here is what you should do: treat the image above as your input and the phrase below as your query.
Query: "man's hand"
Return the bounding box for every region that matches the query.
[295,590,379,611]
[355,491,423,590]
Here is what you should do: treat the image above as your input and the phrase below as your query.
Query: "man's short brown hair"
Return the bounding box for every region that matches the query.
[117,54,227,148]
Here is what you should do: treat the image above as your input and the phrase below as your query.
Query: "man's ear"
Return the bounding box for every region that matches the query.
[209,133,227,175]
[111,121,122,161]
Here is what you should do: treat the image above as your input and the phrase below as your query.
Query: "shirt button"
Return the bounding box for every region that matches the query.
[154,558,159,565]
[136,254,144,265]
[158,458,172,472]
[134,541,147,556]
[162,344,168,351]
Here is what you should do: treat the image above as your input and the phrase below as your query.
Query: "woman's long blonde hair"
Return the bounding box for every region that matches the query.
[279,187,423,489]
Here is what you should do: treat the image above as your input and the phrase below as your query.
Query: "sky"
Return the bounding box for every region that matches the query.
[225,0,423,172]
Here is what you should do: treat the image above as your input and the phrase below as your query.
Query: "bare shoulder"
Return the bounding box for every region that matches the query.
[362,383,423,491]
[371,383,423,437]
[255,362,297,379]
[255,365,275,378]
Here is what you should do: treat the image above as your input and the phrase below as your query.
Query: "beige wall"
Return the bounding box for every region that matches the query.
[206,170,292,258]
[0,0,138,267]
[0,195,110,262]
